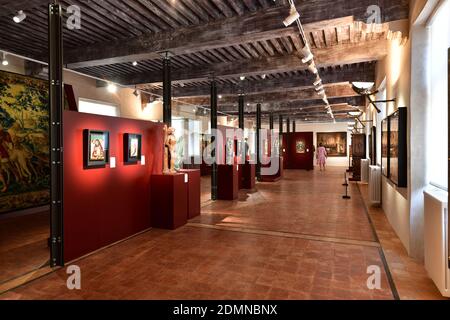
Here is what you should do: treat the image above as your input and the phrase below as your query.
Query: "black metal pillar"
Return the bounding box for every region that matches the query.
[210,80,218,200]
[279,115,283,156]
[238,95,244,130]
[286,118,290,133]
[269,113,274,131]
[49,3,64,267]
[292,120,296,133]
[256,103,262,181]
[163,54,172,126]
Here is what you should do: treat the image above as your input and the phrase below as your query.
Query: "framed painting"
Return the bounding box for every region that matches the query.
[83,129,110,169]
[381,118,389,178]
[388,108,407,187]
[296,140,306,154]
[124,133,142,164]
[316,132,347,157]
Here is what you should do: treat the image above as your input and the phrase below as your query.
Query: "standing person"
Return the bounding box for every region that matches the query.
[316,143,328,171]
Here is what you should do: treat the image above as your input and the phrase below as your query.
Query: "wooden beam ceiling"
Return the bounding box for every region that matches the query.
[117,39,387,85]
[146,62,375,97]
[63,0,408,69]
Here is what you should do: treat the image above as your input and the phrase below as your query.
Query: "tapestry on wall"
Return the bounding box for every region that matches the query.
[0,71,50,213]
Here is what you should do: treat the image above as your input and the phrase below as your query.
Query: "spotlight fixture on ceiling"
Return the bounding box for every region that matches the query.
[301,46,314,64]
[1,52,8,66]
[315,85,324,92]
[133,87,139,97]
[313,77,322,86]
[132,61,138,66]
[218,95,223,99]
[306,61,318,74]
[322,97,329,105]
[13,10,26,23]
[240,76,246,81]
[261,74,267,79]
[283,3,300,27]
[316,89,325,96]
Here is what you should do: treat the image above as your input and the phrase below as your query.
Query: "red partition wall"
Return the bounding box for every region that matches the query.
[282,132,314,170]
[63,111,163,262]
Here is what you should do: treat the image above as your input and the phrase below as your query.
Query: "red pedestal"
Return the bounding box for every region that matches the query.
[179,169,201,219]
[150,173,188,229]
[217,164,238,200]
[261,157,284,182]
[241,163,256,189]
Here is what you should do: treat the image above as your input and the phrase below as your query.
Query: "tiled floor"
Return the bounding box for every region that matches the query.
[0,211,49,284]
[0,168,444,300]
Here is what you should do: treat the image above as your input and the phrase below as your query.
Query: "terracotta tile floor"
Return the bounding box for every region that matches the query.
[0,168,444,299]
[358,183,445,300]
[0,211,49,284]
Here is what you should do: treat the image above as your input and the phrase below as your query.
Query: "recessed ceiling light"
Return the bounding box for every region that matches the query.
[13,10,26,23]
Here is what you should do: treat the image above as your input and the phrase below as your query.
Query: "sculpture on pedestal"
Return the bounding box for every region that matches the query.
[163,125,177,174]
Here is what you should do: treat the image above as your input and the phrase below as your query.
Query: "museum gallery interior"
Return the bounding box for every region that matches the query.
[0,0,448,300]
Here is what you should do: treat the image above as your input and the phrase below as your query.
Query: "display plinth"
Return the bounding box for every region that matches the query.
[217,164,238,200]
[241,163,256,189]
[150,173,188,230]
[261,157,284,182]
[179,169,201,219]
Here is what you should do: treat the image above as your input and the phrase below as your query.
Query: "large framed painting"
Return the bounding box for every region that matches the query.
[83,129,110,169]
[381,118,389,177]
[316,132,347,157]
[389,108,407,187]
[0,71,50,214]
[124,133,142,164]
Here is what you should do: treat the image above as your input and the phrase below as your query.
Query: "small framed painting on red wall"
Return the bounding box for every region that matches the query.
[83,129,110,169]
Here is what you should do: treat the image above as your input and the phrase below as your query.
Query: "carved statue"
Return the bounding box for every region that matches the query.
[163,125,177,174]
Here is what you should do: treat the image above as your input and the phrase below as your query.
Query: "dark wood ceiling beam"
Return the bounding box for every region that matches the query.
[119,39,386,85]
[176,83,357,106]
[149,62,375,97]
[64,0,408,68]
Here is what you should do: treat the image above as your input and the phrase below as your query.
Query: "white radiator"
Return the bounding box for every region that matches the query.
[424,188,449,297]
[361,159,370,183]
[368,165,381,205]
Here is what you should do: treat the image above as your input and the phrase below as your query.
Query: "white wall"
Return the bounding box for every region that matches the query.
[294,122,351,167]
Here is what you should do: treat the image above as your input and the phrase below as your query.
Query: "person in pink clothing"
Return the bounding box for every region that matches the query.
[316,143,328,171]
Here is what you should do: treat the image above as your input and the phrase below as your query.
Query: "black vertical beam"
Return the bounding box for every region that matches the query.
[163,55,172,126]
[292,120,296,133]
[279,115,283,156]
[238,95,244,130]
[256,103,262,180]
[269,113,274,131]
[49,3,64,267]
[286,118,290,133]
[210,80,218,200]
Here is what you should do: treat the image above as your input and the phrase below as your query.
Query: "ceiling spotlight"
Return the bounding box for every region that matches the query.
[240,76,246,81]
[247,103,250,106]
[1,53,8,66]
[261,74,267,79]
[218,95,223,99]
[317,90,325,96]
[313,78,322,86]
[301,47,314,64]
[307,62,318,74]
[133,88,139,97]
[322,98,329,104]
[132,61,138,66]
[283,4,300,27]
[13,10,26,23]
[315,85,324,92]
[107,83,117,93]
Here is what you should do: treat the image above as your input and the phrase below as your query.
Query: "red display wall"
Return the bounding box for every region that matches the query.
[63,111,163,262]
[282,132,314,170]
